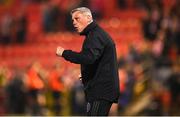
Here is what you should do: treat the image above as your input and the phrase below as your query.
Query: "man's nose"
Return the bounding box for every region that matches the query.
[73,21,76,26]
[73,20,77,25]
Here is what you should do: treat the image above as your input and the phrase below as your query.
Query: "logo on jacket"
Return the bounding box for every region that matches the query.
[87,102,91,112]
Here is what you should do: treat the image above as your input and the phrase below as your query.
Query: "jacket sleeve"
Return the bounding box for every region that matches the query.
[62,35,104,64]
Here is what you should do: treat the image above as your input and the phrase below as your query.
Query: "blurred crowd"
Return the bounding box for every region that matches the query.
[0,0,180,116]
[117,0,180,115]
[0,60,86,116]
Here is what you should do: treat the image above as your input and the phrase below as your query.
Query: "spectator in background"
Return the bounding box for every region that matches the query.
[89,0,104,20]
[117,0,127,9]
[70,68,86,116]
[163,16,180,57]
[143,0,162,11]
[15,9,27,44]
[42,1,64,33]
[0,65,11,115]
[0,12,14,45]
[26,61,46,115]
[48,63,65,115]
[142,7,162,41]
[42,2,52,33]
[167,61,180,115]
[151,30,165,58]
[79,0,90,7]
[5,69,27,115]
[50,1,63,32]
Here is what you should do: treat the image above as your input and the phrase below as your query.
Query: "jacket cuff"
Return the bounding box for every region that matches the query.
[62,50,69,58]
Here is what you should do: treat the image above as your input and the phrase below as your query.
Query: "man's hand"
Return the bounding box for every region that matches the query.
[56,46,65,56]
[78,74,82,81]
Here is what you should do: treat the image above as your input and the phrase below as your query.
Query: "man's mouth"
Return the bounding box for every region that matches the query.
[74,27,78,31]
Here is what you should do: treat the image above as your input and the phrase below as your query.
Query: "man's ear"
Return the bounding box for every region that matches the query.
[87,15,92,23]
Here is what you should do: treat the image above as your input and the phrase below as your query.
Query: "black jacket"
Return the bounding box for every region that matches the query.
[62,21,120,102]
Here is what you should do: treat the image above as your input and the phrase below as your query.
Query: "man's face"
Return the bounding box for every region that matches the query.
[72,11,90,33]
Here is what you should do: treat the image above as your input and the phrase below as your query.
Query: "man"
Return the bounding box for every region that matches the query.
[56,7,119,116]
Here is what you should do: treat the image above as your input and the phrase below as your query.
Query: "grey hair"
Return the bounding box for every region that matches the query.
[71,7,93,19]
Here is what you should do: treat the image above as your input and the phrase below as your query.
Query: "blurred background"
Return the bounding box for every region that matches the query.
[0,0,179,116]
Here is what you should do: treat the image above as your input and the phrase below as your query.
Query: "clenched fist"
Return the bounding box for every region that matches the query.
[56,46,64,56]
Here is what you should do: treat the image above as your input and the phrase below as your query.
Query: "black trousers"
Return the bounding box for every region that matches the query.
[86,99,112,116]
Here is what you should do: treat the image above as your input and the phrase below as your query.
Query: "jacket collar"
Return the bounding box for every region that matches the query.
[80,21,97,36]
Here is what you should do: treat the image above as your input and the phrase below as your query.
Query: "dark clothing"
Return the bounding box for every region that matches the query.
[62,21,120,103]
[6,78,27,114]
[86,99,112,116]
[16,14,27,43]
[52,91,62,115]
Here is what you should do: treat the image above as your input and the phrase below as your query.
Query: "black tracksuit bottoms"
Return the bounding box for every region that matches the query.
[86,99,112,116]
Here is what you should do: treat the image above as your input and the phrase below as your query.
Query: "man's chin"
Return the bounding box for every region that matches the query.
[75,29,80,33]
[77,30,82,33]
